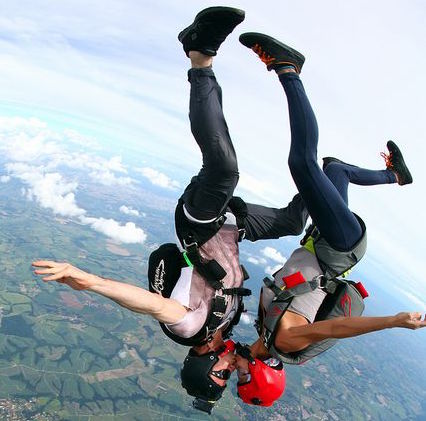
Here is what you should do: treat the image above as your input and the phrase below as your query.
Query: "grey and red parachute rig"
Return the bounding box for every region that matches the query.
[258,271,369,365]
[255,219,370,365]
[181,340,236,414]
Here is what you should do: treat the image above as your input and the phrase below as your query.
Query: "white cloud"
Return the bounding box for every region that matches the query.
[0,117,146,244]
[7,161,146,244]
[63,128,100,150]
[119,205,139,217]
[240,313,253,325]
[89,169,133,186]
[0,118,133,188]
[262,247,287,265]
[0,175,10,183]
[6,163,85,218]
[80,216,146,244]
[265,264,283,276]
[136,167,180,190]
[105,156,127,173]
[247,256,267,266]
[0,117,61,162]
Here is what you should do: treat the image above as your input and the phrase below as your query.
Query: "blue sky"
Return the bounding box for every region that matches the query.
[0,0,425,308]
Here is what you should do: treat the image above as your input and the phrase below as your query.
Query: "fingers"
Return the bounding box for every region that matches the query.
[33,265,68,275]
[41,267,71,281]
[32,260,60,268]
[410,312,426,329]
[32,260,71,283]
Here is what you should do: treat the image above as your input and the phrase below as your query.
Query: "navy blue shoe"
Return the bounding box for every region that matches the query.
[178,7,245,57]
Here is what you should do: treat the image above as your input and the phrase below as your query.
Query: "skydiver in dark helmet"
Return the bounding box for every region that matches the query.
[33,6,310,415]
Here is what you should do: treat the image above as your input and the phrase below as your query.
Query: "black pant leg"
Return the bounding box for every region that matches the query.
[244,194,309,241]
[181,67,239,221]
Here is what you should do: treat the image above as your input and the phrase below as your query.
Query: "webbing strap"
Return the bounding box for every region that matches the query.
[263,300,292,349]
[273,278,321,302]
[205,295,228,337]
[262,276,322,349]
[222,287,251,297]
[184,242,225,290]
[263,277,282,296]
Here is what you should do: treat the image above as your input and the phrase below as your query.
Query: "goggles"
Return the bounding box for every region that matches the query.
[209,339,235,380]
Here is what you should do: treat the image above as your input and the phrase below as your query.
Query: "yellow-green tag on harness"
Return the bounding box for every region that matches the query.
[303,236,316,254]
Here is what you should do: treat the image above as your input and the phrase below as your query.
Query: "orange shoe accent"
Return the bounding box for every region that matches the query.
[380,151,393,169]
[252,43,276,66]
[251,44,300,72]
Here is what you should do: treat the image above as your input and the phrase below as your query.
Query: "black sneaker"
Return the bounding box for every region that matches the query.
[178,7,245,57]
[322,157,357,171]
[239,32,305,73]
[381,140,413,185]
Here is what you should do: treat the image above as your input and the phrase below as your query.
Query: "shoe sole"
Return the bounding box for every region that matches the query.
[239,32,305,72]
[178,7,245,43]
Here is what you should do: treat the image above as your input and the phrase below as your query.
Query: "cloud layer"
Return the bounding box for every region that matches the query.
[136,167,180,190]
[0,117,146,244]
[119,205,140,217]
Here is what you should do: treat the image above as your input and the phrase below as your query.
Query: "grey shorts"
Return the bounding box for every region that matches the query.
[287,288,327,323]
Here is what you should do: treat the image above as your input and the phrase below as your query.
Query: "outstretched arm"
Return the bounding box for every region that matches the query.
[32,261,187,324]
[276,312,426,353]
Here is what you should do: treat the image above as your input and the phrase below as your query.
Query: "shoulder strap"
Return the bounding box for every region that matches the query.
[262,276,322,350]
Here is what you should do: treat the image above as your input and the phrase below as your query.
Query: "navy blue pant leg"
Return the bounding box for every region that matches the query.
[324,162,396,205]
[279,72,363,250]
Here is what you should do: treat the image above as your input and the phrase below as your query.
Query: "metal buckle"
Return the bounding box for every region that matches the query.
[315,275,326,290]
[238,228,246,241]
[183,238,198,250]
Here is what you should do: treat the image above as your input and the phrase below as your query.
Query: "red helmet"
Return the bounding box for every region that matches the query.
[236,344,285,406]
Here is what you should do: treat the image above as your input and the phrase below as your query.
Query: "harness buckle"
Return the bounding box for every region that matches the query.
[183,238,198,250]
[263,329,271,347]
[238,228,246,242]
[316,275,327,290]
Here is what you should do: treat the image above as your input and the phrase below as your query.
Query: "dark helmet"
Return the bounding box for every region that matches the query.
[181,340,235,414]
[236,343,286,406]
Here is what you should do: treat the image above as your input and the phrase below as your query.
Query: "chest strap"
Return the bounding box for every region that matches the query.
[183,238,251,295]
[184,239,226,290]
[261,275,339,350]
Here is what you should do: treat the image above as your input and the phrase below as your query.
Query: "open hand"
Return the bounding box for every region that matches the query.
[394,312,426,330]
[32,260,98,291]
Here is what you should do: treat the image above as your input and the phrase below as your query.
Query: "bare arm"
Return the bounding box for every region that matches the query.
[32,260,187,324]
[276,312,426,353]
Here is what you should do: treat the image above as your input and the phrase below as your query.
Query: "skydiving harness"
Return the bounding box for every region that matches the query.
[149,198,251,346]
[181,228,251,344]
[256,220,369,364]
